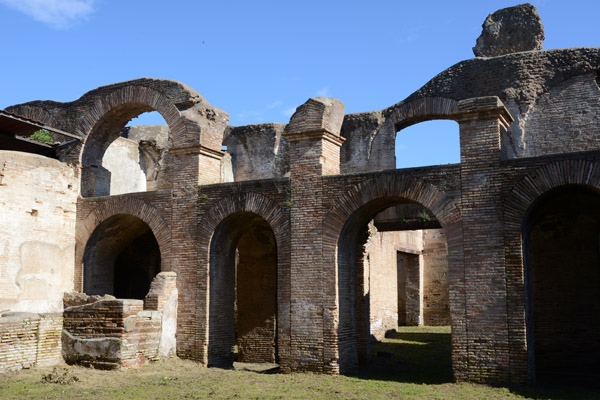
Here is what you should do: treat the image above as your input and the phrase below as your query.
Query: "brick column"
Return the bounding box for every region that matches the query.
[282,97,345,372]
[168,110,227,362]
[457,96,513,384]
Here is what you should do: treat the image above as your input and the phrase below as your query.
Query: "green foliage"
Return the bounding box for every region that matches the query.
[28,129,53,144]
[417,212,431,223]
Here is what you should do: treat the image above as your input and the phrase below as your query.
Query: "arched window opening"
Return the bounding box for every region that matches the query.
[83,214,161,299]
[81,109,171,197]
[208,212,278,369]
[395,120,459,169]
[338,199,451,382]
[524,186,600,385]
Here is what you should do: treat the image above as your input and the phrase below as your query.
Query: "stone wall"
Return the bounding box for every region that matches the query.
[0,151,79,314]
[0,312,63,372]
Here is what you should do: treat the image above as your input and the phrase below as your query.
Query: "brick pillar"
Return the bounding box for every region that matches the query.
[168,109,227,362]
[282,97,345,372]
[457,96,513,384]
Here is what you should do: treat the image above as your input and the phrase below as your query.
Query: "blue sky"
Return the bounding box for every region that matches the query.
[1,1,598,168]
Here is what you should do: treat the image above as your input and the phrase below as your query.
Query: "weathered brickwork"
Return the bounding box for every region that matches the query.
[62,273,177,370]
[3,5,600,387]
[0,312,63,372]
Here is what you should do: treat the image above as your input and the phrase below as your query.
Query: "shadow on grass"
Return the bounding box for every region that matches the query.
[509,379,600,400]
[353,329,453,384]
[351,327,600,399]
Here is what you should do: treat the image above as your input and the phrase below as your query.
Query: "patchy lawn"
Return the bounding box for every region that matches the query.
[1,327,598,399]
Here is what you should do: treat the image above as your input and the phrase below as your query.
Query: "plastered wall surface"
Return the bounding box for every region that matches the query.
[0,151,79,314]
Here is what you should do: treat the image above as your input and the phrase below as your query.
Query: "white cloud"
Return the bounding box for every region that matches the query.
[316,87,331,97]
[266,100,283,109]
[282,107,297,117]
[0,0,95,29]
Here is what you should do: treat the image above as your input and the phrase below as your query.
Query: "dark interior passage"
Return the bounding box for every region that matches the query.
[526,186,600,385]
[113,231,161,299]
[209,212,278,367]
[236,223,277,363]
[83,214,161,299]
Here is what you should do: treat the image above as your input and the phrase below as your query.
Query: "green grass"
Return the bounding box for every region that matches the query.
[1,326,599,399]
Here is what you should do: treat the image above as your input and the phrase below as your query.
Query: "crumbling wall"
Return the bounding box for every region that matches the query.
[0,312,63,372]
[340,111,396,174]
[0,151,79,314]
[124,125,173,191]
[95,136,147,196]
[62,272,177,369]
[224,123,289,181]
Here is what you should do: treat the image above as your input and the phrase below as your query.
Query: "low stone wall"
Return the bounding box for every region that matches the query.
[0,312,63,372]
[62,272,177,369]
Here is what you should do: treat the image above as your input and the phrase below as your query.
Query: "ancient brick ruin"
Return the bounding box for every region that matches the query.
[1,4,599,386]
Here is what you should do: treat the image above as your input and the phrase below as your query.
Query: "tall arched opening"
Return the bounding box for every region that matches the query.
[83,214,161,299]
[336,196,452,382]
[208,212,278,368]
[524,185,600,384]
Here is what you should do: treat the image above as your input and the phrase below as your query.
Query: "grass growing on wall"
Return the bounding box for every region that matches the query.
[28,129,53,144]
[0,326,597,399]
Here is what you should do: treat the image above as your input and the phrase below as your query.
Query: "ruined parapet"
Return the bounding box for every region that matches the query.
[0,312,63,372]
[473,3,544,57]
[62,296,161,369]
[340,111,395,173]
[62,272,178,369]
[223,123,289,181]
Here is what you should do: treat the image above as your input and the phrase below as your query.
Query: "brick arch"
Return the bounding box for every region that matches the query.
[505,159,600,228]
[503,158,600,384]
[75,197,171,291]
[6,78,220,165]
[325,174,461,236]
[385,96,459,131]
[78,85,193,164]
[198,192,289,244]
[322,173,464,374]
[196,191,291,368]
